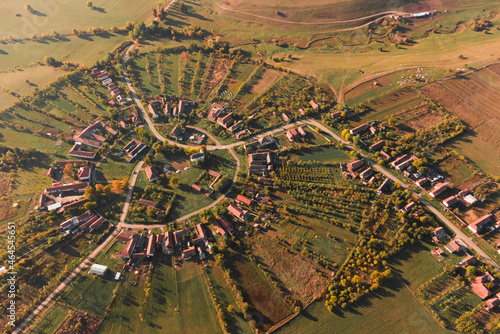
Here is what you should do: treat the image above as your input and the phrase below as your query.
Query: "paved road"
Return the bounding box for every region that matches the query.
[301,119,500,270]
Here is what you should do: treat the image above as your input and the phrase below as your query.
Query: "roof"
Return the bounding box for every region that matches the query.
[217,215,233,233]
[429,183,448,197]
[369,140,385,151]
[485,296,500,309]
[138,198,157,208]
[196,224,205,240]
[471,273,495,299]
[45,182,88,193]
[170,125,184,139]
[117,230,135,242]
[77,166,91,180]
[90,264,107,272]
[145,166,159,181]
[236,194,253,206]
[347,159,364,171]
[434,227,445,236]
[309,100,319,110]
[379,150,391,161]
[469,214,493,233]
[443,196,459,207]
[446,240,461,252]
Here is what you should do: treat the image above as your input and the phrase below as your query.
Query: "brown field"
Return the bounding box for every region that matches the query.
[344,75,391,101]
[398,106,445,132]
[200,58,233,99]
[231,252,293,331]
[250,234,328,304]
[252,69,282,94]
[437,156,477,189]
[421,66,500,175]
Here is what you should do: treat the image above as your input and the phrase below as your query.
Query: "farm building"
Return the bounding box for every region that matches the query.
[227,204,249,221]
[45,182,88,195]
[183,246,197,260]
[485,296,500,310]
[145,166,159,182]
[124,139,147,161]
[471,272,497,299]
[442,196,459,208]
[89,264,107,276]
[377,178,391,195]
[146,234,156,257]
[347,160,364,171]
[349,123,369,135]
[359,168,374,180]
[369,140,385,151]
[429,183,448,198]
[190,150,205,162]
[461,255,477,266]
[77,166,91,181]
[445,240,462,253]
[170,125,184,140]
[468,214,493,234]
[434,227,447,239]
[248,150,274,174]
[391,154,409,168]
[164,231,175,254]
[379,150,391,161]
[236,194,253,206]
[401,201,416,213]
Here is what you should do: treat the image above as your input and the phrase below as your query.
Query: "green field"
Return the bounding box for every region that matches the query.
[99,257,222,333]
[58,271,119,316]
[290,144,351,163]
[277,286,450,334]
[31,304,70,334]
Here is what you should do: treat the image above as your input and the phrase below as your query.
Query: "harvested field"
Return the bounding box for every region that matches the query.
[398,106,445,132]
[251,234,328,304]
[252,69,282,94]
[422,67,500,174]
[200,58,233,99]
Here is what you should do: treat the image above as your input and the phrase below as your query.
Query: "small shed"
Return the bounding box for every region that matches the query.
[115,272,121,281]
[89,264,107,276]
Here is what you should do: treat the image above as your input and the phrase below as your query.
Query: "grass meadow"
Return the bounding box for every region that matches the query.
[31,303,70,334]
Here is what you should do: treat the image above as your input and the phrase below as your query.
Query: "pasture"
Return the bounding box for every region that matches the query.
[277,279,450,334]
[0,0,157,40]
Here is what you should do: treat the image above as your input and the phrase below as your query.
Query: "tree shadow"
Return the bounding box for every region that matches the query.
[92,7,107,13]
[32,10,47,17]
[0,49,8,55]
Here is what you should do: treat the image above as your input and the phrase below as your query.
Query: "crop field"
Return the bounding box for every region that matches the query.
[289,145,351,163]
[396,105,446,132]
[352,88,423,126]
[421,66,500,174]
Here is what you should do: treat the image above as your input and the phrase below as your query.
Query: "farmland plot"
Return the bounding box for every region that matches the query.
[421,67,500,174]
